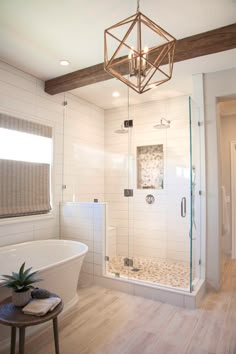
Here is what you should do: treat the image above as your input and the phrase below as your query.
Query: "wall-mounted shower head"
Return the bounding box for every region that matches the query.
[114,124,128,134]
[153,118,171,129]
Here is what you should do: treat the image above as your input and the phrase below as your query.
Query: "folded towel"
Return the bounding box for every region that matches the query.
[22,297,61,316]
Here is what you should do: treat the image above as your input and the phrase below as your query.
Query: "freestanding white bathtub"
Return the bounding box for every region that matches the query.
[0,239,88,351]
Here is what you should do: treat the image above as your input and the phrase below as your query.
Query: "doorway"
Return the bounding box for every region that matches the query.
[231,141,236,258]
[218,98,236,278]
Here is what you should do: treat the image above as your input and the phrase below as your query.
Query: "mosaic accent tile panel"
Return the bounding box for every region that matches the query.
[137,144,164,189]
[108,256,191,289]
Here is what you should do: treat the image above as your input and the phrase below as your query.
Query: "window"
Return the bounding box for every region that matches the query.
[0,113,52,218]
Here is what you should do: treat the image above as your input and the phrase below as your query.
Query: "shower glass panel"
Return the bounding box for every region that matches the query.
[104,94,201,293]
[189,97,202,291]
[127,96,192,290]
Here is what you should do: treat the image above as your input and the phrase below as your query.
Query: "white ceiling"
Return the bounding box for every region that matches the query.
[0,0,236,109]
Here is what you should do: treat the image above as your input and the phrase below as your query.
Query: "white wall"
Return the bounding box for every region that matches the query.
[0,61,104,247]
[104,96,192,264]
[203,68,236,289]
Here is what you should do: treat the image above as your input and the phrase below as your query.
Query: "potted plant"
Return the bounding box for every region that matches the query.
[0,262,42,307]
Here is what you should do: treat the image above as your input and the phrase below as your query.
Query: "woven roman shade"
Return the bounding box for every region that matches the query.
[0,113,52,137]
[0,114,52,218]
[0,160,51,217]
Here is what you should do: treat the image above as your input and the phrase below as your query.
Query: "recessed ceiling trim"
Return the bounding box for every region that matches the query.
[45,23,236,95]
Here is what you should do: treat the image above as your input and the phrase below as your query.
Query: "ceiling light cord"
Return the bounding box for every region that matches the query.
[137,0,140,13]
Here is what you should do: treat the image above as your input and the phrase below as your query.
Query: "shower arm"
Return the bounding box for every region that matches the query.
[161,118,170,124]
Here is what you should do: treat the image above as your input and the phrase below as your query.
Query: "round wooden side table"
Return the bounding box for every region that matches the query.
[0,295,64,354]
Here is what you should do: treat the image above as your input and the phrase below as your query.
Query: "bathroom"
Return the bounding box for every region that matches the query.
[0,0,236,352]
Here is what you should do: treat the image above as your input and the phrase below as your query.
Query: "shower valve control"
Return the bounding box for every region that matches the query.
[124,189,133,197]
[124,120,133,128]
[146,194,155,204]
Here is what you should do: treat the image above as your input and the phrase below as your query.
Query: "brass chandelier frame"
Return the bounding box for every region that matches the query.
[104,4,176,94]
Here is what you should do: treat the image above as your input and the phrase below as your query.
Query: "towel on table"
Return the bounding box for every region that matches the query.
[22,297,61,316]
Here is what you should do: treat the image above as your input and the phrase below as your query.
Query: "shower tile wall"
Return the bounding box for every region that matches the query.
[104,96,190,264]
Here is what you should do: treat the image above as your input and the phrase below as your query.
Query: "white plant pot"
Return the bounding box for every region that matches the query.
[12,289,31,307]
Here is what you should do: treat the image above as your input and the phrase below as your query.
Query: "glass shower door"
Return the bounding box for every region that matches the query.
[127,96,194,291]
[124,98,185,289]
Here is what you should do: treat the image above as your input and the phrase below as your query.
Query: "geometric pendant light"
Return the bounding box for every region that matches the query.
[104,0,176,94]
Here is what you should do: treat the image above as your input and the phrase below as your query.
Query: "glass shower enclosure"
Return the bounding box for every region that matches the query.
[104,95,202,292]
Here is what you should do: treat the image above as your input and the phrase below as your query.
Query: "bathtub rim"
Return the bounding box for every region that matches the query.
[0,239,88,285]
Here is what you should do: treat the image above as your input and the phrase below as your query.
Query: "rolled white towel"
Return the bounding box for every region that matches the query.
[22,297,61,316]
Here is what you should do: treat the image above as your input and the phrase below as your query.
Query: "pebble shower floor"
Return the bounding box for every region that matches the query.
[108,256,191,289]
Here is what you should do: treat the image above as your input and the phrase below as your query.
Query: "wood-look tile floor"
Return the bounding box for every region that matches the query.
[17,260,236,354]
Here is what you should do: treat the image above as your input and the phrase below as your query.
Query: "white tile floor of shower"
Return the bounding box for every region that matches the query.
[108,255,192,289]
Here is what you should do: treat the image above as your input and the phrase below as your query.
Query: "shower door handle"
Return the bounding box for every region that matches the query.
[181,197,186,218]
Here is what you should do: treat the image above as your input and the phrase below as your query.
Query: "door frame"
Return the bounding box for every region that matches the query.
[231,141,236,258]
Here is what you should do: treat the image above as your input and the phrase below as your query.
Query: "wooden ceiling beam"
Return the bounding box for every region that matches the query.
[45,23,236,95]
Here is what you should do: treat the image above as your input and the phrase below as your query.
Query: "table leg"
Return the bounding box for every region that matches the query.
[10,327,16,354]
[19,327,25,354]
[53,317,60,354]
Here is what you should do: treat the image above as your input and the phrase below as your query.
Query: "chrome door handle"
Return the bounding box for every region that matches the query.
[181,197,186,217]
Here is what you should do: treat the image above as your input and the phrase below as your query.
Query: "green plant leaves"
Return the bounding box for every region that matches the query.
[0,262,42,292]
[19,262,25,279]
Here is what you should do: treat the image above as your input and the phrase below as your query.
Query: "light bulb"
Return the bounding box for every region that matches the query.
[112,91,120,97]
[60,60,70,66]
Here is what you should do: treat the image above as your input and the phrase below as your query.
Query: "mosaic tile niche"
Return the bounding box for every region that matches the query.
[137,144,164,189]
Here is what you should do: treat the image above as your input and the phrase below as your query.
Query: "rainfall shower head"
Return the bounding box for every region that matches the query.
[114,124,128,134]
[153,118,171,129]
